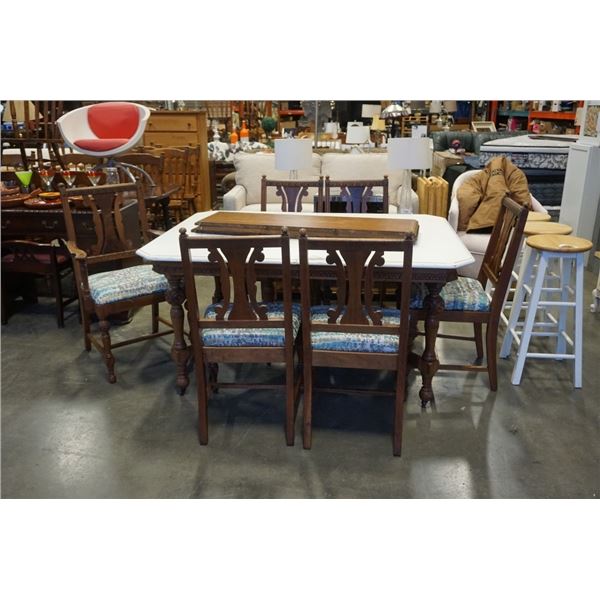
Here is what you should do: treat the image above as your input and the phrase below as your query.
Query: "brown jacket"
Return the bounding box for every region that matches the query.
[457,156,531,232]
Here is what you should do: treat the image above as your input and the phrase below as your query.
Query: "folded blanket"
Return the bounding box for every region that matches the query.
[457,156,531,232]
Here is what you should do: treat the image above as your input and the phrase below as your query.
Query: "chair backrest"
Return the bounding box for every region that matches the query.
[260,175,324,212]
[56,102,150,157]
[152,147,190,202]
[118,152,164,193]
[298,233,413,352]
[58,181,149,256]
[4,101,64,142]
[323,176,389,213]
[178,228,294,350]
[478,195,528,314]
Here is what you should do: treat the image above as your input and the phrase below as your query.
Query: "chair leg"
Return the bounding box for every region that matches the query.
[197,362,209,445]
[393,367,406,457]
[303,362,313,450]
[98,319,116,384]
[82,309,92,351]
[52,271,65,328]
[151,301,159,333]
[474,322,484,361]
[285,356,295,446]
[486,321,498,391]
[574,254,584,388]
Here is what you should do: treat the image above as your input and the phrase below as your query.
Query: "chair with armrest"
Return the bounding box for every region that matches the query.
[179,227,302,446]
[298,232,414,456]
[58,181,173,383]
[1,239,77,328]
[448,169,547,278]
[410,195,528,393]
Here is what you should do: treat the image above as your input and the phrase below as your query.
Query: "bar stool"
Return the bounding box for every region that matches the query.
[591,251,600,313]
[499,220,573,331]
[502,233,593,387]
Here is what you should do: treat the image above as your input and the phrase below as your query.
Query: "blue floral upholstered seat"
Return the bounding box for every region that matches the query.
[309,306,402,353]
[410,277,490,312]
[202,302,302,347]
[88,265,169,305]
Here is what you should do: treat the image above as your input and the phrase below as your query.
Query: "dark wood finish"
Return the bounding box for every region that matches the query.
[193,211,419,240]
[411,195,528,397]
[324,176,389,213]
[260,175,324,212]
[58,182,173,383]
[2,101,67,168]
[298,233,414,456]
[179,228,301,446]
[1,239,77,328]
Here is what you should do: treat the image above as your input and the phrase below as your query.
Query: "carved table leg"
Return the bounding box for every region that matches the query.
[418,282,444,407]
[165,273,190,395]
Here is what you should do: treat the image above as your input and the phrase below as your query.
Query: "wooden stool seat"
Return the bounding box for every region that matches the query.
[526,234,593,254]
[526,211,552,222]
[523,222,572,237]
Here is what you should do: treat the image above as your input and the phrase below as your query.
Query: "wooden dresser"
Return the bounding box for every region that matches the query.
[143,110,211,212]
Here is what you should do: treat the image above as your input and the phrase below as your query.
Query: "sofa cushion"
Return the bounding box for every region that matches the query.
[233,152,321,206]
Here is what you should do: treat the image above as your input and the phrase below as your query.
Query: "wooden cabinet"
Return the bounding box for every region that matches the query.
[143,110,211,212]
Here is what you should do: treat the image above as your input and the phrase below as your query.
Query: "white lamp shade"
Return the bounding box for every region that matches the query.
[443,100,458,113]
[274,138,313,171]
[346,124,370,144]
[361,104,381,118]
[429,101,442,114]
[324,122,339,135]
[387,137,432,170]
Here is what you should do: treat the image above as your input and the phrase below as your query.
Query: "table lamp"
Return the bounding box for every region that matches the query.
[275,138,312,179]
[361,104,381,123]
[345,123,371,153]
[388,137,432,214]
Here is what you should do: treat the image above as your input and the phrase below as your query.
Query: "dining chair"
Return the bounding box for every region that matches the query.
[260,175,324,212]
[58,181,173,383]
[298,232,414,456]
[323,176,389,213]
[410,195,528,392]
[118,152,172,230]
[147,147,190,222]
[179,227,302,446]
[1,239,78,328]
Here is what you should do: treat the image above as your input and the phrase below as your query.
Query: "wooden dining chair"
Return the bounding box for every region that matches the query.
[118,152,171,230]
[323,176,389,213]
[1,239,78,328]
[148,147,190,222]
[179,227,302,446]
[298,232,414,456]
[58,181,173,383]
[260,175,324,212]
[409,195,528,392]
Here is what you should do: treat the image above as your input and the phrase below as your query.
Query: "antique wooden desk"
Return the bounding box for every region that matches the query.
[137,211,474,404]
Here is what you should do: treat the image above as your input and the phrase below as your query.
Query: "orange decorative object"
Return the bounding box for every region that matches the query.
[229,129,238,144]
[240,120,249,143]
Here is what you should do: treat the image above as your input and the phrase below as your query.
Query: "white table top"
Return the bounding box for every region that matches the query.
[137,211,474,271]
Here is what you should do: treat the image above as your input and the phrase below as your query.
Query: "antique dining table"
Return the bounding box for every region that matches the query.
[136,211,474,404]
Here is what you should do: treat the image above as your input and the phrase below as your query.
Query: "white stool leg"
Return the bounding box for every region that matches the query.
[500,244,535,358]
[511,251,548,385]
[555,255,572,357]
[574,253,584,388]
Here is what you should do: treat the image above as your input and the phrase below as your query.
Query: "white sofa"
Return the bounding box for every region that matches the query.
[448,169,548,278]
[223,151,419,213]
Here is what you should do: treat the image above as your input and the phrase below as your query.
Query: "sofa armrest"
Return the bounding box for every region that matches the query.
[448,195,459,230]
[223,185,248,211]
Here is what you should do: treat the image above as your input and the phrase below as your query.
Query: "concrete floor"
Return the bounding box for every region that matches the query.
[1,271,599,499]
